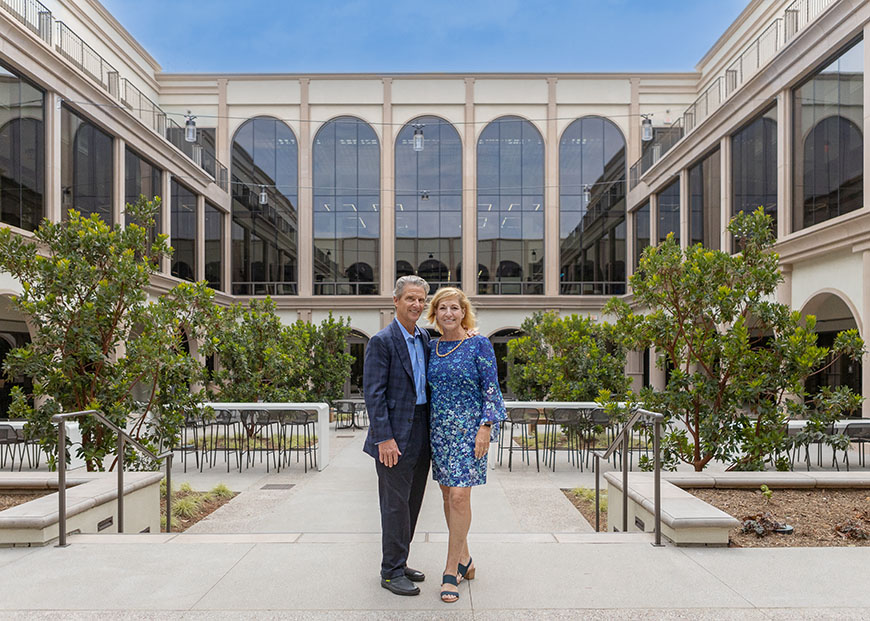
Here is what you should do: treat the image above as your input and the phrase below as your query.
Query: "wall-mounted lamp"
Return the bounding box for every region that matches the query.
[259,185,268,205]
[412,123,425,152]
[184,110,197,143]
[583,184,591,203]
[421,190,430,201]
[641,114,653,142]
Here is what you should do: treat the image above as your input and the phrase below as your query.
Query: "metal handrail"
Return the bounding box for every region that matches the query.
[51,409,174,547]
[592,407,664,546]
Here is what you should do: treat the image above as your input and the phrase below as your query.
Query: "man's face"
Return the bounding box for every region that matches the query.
[394,285,427,326]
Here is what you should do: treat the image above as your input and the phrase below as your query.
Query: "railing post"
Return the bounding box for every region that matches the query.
[653,418,663,546]
[622,428,629,532]
[56,420,67,547]
[117,433,124,533]
[165,453,172,533]
[594,453,600,532]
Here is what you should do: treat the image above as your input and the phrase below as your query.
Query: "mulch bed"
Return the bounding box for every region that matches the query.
[160,489,237,532]
[688,488,870,547]
[562,488,607,532]
[0,492,50,511]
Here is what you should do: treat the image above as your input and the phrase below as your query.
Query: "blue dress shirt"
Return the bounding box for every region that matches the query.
[396,319,427,405]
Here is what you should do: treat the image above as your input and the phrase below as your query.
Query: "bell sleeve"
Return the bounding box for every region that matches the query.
[475,336,507,439]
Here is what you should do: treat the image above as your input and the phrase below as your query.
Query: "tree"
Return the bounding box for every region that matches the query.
[0,199,217,471]
[604,208,864,471]
[204,298,353,404]
[506,311,630,401]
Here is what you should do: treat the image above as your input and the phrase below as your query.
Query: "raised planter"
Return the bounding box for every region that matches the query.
[0,471,163,546]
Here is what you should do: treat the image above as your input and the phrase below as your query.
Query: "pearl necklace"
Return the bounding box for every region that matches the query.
[436,335,467,357]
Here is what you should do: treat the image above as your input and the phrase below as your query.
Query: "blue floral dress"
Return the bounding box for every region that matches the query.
[428,335,507,487]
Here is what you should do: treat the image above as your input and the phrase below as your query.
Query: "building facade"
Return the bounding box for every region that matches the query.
[0,0,867,411]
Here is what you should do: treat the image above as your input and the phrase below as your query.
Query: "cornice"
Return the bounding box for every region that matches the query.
[157,71,699,82]
[696,0,774,72]
[57,0,161,91]
[776,208,870,265]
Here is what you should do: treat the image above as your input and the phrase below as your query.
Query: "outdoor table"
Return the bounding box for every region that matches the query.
[333,398,367,430]
[203,402,330,471]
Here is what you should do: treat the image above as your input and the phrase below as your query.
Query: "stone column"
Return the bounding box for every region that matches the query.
[380,78,395,295]
[217,79,229,169]
[863,249,870,418]
[161,173,172,275]
[45,93,62,223]
[719,136,731,253]
[649,346,667,391]
[112,137,124,226]
[679,168,689,250]
[298,78,313,297]
[196,194,205,282]
[777,89,792,239]
[778,262,792,307]
[222,209,231,293]
[545,78,559,296]
[649,192,658,246]
[462,78,477,294]
[629,78,641,164]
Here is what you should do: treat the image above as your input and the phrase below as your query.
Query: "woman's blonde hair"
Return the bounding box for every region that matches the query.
[426,287,477,334]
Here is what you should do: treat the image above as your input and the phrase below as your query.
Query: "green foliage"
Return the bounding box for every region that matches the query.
[572,487,607,513]
[506,311,630,401]
[604,208,865,471]
[172,495,202,519]
[0,199,217,471]
[760,484,773,503]
[210,483,234,500]
[203,298,353,404]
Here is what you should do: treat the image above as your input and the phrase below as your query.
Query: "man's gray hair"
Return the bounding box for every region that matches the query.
[393,275,430,297]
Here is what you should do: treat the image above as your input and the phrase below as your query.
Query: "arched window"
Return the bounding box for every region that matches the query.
[313,116,380,295]
[793,37,863,231]
[395,116,461,291]
[477,116,544,295]
[231,116,299,295]
[559,116,626,295]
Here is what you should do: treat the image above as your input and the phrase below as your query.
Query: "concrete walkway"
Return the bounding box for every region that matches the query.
[1,429,868,619]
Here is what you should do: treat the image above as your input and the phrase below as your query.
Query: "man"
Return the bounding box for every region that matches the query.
[363,275,431,596]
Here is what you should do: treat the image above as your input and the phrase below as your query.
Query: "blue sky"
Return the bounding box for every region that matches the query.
[100,0,749,74]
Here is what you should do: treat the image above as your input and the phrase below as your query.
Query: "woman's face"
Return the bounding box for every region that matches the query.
[436,297,465,334]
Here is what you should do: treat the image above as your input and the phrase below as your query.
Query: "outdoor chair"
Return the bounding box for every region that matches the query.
[353,401,368,428]
[176,412,203,473]
[244,410,281,472]
[277,409,318,473]
[581,408,616,470]
[334,401,355,430]
[499,407,542,472]
[542,408,583,472]
[0,424,24,471]
[202,409,243,472]
[843,422,870,470]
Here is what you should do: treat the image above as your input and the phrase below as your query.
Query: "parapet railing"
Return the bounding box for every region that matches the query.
[628,0,835,189]
[592,407,664,546]
[52,409,174,547]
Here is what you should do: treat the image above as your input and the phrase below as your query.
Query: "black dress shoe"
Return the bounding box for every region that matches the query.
[381,575,420,596]
[404,566,425,582]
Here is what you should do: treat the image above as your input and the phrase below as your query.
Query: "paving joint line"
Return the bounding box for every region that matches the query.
[676,546,760,612]
[185,541,258,612]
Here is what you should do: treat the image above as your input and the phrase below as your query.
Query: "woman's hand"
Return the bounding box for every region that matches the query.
[474,425,491,459]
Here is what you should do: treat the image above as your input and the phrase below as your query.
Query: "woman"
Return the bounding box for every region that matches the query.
[425,287,506,603]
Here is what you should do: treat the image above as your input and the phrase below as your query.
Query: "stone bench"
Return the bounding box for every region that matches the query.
[605,472,739,546]
[0,471,163,546]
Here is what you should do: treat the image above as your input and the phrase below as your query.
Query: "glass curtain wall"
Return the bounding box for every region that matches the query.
[657,179,680,243]
[205,202,224,291]
[170,180,196,282]
[313,116,380,295]
[124,148,161,235]
[395,116,462,291]
[633,201,650,271]
[231,116,298,295]
[793,38,863,231]
[732,105,777,229]
[559,116,626,295]
[0,65,43,231]
[477,116,544,295]
[61,105,112,224]
[688,148,721,249]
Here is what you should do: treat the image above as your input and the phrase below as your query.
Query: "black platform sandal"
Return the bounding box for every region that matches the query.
[458,557,475,581]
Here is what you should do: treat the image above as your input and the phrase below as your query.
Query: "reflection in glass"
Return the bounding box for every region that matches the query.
[793,38,863,231]
[124,148,162,244]
[395,116,461,291]
[477,116,544,295]
[559,116,626,295]
[0,65,43,231]
[657,179,680,244]
[313,116,380,295]
[205,203,224,291]
[61,105,112,224]
[231,116,298,295]
[732,105,776,231]
[633,201,650,271]
[688,148,720,249]
[171,180,196,282]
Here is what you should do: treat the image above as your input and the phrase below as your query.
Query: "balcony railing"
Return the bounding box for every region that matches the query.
[628,0,835,190]
[0,0,52,43]
[0,2,230,193]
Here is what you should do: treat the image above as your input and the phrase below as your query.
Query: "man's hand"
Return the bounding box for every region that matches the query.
[466,328,480,337]
[378,438,401,467]
[474,426,491,459]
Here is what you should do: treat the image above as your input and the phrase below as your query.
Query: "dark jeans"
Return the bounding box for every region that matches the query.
[375,403,430,579]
